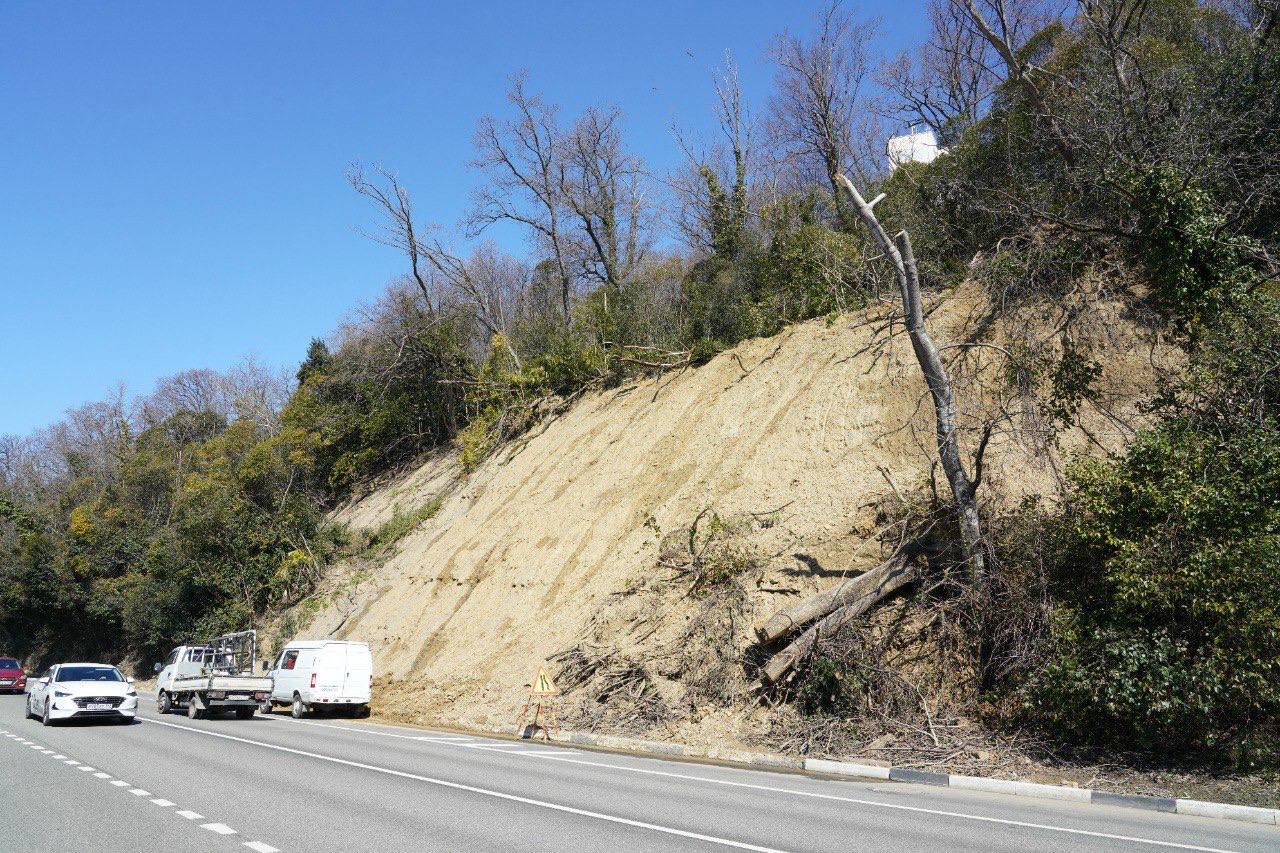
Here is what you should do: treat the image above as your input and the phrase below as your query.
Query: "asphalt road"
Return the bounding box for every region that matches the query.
[1,693,1276,853]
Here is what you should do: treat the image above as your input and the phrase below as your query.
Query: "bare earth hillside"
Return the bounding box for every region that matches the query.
[292,281,1169,744]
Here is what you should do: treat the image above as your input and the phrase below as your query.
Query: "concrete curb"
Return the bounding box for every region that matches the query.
[515,725,1278,829]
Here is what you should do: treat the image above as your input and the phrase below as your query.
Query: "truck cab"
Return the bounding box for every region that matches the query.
[155,645,213,694]
[264,640,372,718]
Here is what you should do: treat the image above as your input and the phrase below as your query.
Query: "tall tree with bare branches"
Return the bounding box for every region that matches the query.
[768,1,879,230]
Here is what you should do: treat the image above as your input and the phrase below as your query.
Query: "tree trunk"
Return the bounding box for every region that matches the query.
[759,558,921,685]
[834,173,985,584]
[755,549,913,644]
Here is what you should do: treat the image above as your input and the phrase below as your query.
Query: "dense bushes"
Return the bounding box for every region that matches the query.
[1027,298,1280,764]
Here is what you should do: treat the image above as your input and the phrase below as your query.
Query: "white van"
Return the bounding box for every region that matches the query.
[262,640,372,719]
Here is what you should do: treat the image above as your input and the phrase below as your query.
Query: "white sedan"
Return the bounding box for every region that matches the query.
[25,663,139,726]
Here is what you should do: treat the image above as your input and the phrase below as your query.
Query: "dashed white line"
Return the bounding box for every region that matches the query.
[200,823,237,835]
[243,843,279,853]
[176,810,204,820]
[128,788,152,796]
[150,798,176,807]
[110,780,130,787]
[77,765,96,771]
[94,772,111,779]
[146,717,782,852]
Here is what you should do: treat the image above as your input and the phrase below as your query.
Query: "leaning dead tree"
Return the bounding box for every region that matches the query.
[757,173,985,685]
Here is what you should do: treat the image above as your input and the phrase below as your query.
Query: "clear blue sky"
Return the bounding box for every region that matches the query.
[0,1,927,437]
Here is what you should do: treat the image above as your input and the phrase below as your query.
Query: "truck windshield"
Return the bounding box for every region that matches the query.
[56,666,123,682]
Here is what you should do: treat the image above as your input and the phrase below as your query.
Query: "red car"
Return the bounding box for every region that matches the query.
[0,657,27,694]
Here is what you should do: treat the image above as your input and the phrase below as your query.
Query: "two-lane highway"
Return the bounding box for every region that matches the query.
[1,693,1276,852]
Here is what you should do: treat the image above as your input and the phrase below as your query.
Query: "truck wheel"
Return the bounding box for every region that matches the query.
[291,696,307,719]
[258,698,273,715]
[234,706,253,720]
[187,700,203,720]
[157,691,172,714]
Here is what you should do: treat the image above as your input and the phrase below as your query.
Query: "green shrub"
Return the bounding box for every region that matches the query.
[1031,301,1280,765]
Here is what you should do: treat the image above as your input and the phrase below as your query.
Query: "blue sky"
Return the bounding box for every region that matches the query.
[1,1,928,437]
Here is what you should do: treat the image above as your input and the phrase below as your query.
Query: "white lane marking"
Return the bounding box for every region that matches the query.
[94,772,111,779]
[77,765,96,771]
[150,799,176,807]
[527,752,1244,853]
[63,759,80,765]
[200,823,237,835]
[110,780,130,787]
[176,810,204,820]
[147,713,1246,853]
[465,743,567,756]
[52,754,66,759]
[41,749,54,754]
[244,842,279,853]
[129,788,152,796]
[146,717,783,852]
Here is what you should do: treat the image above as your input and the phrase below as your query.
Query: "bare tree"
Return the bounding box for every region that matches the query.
[768,1,880,230]
[470,75,576,320]
[879,0,1003,142]
[672,52,754,259]
[348,164,437,312]
[418,240,528,368]
[560,106,651,287]
[836,173,985,582]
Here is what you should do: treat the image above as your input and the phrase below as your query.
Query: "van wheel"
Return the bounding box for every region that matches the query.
[291,696,307,719]
[187,701,203,720]
[157,691,172,714]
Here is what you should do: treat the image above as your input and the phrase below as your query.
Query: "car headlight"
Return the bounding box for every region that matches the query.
[53,689,72,697]
[126,690,137,697]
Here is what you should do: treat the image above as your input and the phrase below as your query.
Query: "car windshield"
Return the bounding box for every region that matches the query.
[0,658,19,669]
[55,666,123,683]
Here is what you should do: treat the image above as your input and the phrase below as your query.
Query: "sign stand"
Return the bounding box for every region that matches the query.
[517,665,560,741]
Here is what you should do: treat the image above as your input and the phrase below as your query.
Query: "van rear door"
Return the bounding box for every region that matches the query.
[315,644,346,693]
[342,644,372,698]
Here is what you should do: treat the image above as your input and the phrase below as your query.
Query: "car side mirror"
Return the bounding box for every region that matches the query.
[126,677,135,684]
[153,662,162,674]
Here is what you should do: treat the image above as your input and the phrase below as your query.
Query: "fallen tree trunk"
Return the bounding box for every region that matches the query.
[755,549,914,644]
[759,557,921,685]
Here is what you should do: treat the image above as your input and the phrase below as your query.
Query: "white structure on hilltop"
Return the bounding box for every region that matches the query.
[886,129,943,171]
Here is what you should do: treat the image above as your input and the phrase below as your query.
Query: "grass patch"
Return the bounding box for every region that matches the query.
[356,495,445,557]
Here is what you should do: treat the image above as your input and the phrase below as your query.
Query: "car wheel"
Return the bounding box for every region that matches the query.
[25,696,35,720]
[157,691,171,714]
[291,695,307,719]
[41,699,53,727]
[187,700,202,720]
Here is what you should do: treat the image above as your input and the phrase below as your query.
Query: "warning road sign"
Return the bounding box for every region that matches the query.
[530,665,559,696]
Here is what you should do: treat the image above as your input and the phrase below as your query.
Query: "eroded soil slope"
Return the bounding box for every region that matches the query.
[296,282,1166,737]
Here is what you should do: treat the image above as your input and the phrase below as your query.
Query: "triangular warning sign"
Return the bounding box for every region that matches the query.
[530,665,559,696]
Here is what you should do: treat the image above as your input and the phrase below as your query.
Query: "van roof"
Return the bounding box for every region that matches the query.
[283,640,369,650]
